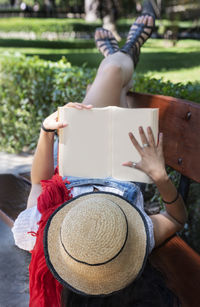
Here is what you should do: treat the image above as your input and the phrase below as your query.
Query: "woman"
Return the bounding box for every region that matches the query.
[12,2,187,306]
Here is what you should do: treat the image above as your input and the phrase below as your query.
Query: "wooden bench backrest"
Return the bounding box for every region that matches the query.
[127,92,200,183]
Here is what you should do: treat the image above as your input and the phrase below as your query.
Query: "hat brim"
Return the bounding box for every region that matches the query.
[44,191,149,296]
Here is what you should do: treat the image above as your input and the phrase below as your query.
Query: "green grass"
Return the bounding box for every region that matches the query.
[137,39,200,83]
[0,38,200,83]
[0,17,199,32]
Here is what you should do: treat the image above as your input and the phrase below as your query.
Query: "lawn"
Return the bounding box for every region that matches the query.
[0,38,200,83]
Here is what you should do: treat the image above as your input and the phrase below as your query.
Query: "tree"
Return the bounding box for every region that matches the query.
[84,0,121,41]
[84,0,99,21]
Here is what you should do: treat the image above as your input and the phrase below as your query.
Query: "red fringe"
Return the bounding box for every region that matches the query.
[29,173,72,307]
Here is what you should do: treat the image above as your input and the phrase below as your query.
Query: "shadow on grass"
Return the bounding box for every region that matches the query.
[0,38,95,49]
[25,51,200,71]
[26,52,103,67]
[138,52,200,72]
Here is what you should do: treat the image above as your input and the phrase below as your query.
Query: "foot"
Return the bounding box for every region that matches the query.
[120,2,155,67]
[95,28,120,57]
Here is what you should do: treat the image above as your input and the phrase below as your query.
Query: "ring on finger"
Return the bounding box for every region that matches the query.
[132,162,137,168]
[142,143,149,148]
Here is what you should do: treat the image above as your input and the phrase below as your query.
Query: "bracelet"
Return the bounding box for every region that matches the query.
[41,122,55,133]
[162,190,179,204]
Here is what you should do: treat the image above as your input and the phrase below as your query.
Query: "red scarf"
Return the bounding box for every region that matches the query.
[29,173,72,307]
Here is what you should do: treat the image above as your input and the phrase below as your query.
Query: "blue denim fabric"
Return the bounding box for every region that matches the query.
[54,137,58,168]
[63,176,141,206]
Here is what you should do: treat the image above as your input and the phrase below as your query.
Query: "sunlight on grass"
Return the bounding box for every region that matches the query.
[0,38,199,83]
[144,66,200,83]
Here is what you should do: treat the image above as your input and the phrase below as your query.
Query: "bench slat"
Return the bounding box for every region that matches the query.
[127,92,200,183]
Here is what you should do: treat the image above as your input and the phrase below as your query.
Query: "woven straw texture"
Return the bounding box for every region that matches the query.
[45,192,148,296]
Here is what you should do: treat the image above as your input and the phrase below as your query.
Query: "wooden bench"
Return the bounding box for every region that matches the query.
[0,92,199,306]
[127,91,200,307]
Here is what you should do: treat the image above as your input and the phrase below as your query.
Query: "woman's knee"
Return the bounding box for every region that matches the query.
[98,63,123,87]
[100,61,123,76]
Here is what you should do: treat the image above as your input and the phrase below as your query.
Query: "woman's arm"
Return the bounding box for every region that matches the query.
[28,103,93,208]
[123,126,188,247]
[31,129,55,184]
[31,103,93,184]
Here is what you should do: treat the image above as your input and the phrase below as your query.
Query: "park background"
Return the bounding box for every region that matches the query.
[0,1,200,305]
[0,2,200,301]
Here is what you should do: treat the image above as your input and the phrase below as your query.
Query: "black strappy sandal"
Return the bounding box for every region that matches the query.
[120,0,156,67]
[95,28,119,57]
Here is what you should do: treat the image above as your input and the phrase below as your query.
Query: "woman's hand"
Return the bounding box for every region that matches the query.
[122,126,167,183]
[42,102,93,131]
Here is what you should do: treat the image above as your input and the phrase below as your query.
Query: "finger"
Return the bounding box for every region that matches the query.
[147,126,155,147]
[66,102,93,110]
[122,161,134,167]
[122,161,138,169]
[128,132,143,155]
[80,104,93,109]
[70,103,82,109]
[64,102,81,109]
[122,161,144,172]
[139,126,149,146]
[57,121,68,129]
[158,132,163,150]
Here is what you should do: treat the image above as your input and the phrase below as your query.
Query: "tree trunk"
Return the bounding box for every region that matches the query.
[84,0,99,22]
[100,0,121,41]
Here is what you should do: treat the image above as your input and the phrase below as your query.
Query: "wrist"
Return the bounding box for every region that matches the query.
[151,171,169,185]
[40,128,55,141]
[41,122,55,133]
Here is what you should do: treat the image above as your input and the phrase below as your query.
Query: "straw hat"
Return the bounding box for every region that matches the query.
[44,191,149,296]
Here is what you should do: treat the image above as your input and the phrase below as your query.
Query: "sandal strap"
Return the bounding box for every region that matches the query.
[133,22,154,29]
[95,31,119,56]
[127,24,153,46]
[120,20,153,67]
[97,41,118,53]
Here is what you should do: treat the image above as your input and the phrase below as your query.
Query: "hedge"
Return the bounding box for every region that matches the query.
[0,54,96,152]
[0,53,199,153]
[0,18,101,35]
[0,38,96,49]
[0,18,198,38]
[133,75,200,103]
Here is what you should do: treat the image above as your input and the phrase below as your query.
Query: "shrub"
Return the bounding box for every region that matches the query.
[133,74,200,103]
[0,38,95,49]
[0,53,96,152]
[0,53,199,153]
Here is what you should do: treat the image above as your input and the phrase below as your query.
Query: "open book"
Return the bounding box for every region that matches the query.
[58,106,159,183]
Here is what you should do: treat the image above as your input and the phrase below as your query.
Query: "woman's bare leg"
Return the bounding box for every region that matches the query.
[82,51,134,108]
[85,13,154,108]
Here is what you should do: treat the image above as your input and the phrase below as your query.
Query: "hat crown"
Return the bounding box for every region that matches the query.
[60,197,128,265]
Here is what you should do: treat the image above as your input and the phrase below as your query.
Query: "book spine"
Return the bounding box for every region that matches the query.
[58,107,63,176]
[153,109,159,144]
[110,107,113,177]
